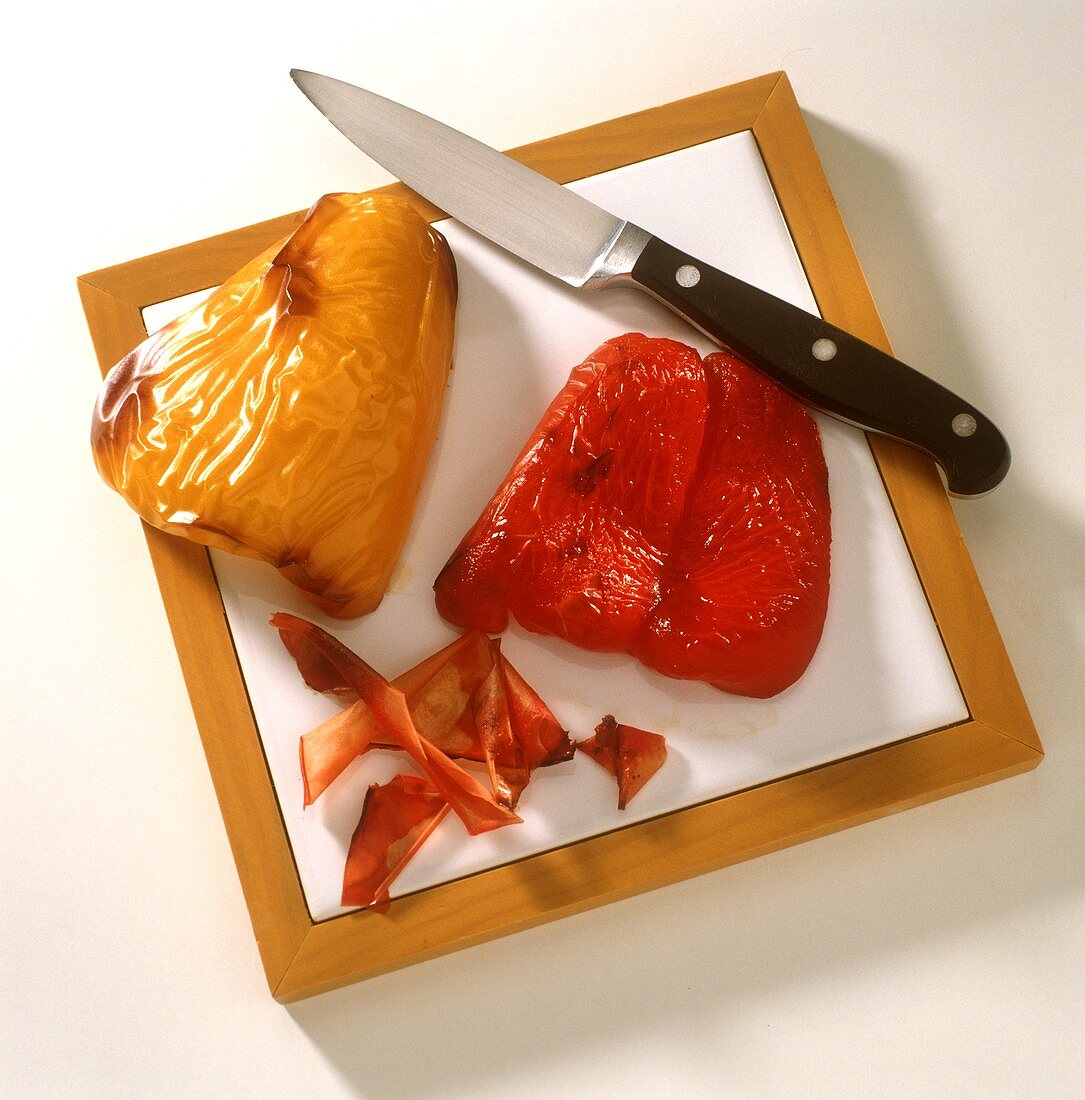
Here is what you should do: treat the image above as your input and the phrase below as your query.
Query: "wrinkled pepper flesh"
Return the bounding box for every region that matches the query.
[434,333,831,698]
[92,193,457,618]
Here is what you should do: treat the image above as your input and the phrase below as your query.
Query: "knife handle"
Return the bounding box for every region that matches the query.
[628,236,1009,497]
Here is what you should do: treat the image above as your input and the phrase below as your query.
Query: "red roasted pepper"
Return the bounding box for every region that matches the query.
[434,334,831,698]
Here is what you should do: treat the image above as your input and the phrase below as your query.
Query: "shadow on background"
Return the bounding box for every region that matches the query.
[284,116,1084,1100]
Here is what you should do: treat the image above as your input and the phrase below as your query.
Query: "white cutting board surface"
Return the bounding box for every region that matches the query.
[144,130,967,922]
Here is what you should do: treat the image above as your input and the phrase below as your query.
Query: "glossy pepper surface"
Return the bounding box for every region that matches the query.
[434,333,831,698]
[92,193,456,618]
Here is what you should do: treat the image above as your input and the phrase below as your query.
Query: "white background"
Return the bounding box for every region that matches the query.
[3,2,1082,1097]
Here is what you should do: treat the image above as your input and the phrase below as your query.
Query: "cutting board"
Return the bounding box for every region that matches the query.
[81,72,1040,1000]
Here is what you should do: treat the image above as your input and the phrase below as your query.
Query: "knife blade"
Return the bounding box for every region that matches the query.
[290,69,1009,497]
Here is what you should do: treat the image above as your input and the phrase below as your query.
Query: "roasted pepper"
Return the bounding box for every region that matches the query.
[434,333,831,698]
[92,193,457,618]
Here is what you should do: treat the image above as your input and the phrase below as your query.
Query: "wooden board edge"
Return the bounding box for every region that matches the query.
[272,718,1040,1002]
[79,211,309,310]
[502,70,784,180]
[751,74,1041,758]
[79,280,313,992]
[750,73,889,344]
[140,526,314,990]
[77,277,147,369]
[867,439,1042,754]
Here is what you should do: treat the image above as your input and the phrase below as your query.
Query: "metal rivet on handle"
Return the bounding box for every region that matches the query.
[811,338,837,362]
[952,413,978,437]
[675,264,700,287]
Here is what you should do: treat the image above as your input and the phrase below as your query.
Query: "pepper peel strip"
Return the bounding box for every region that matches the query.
[477,641,576,808]
[473,642,528,809]
[283,621,572,808]
[501,653,575,772]
[342,775,451,911]
[577,714,667,810]
[271,613,518,834]
[290,633,488,805]
[297,704,394,808]
[291,631,494,805]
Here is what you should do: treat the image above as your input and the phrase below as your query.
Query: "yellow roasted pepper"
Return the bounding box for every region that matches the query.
[92,193,457,618]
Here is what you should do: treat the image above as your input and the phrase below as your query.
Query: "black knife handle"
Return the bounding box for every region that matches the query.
[629,236,1009,497]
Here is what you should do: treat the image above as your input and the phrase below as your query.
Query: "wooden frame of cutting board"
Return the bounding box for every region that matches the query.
[78,71,1040,1002]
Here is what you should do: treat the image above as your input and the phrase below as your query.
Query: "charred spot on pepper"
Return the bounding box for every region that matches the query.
[572,449,613,494]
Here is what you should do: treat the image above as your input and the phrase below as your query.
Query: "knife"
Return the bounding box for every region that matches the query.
[290,69,1009,497]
